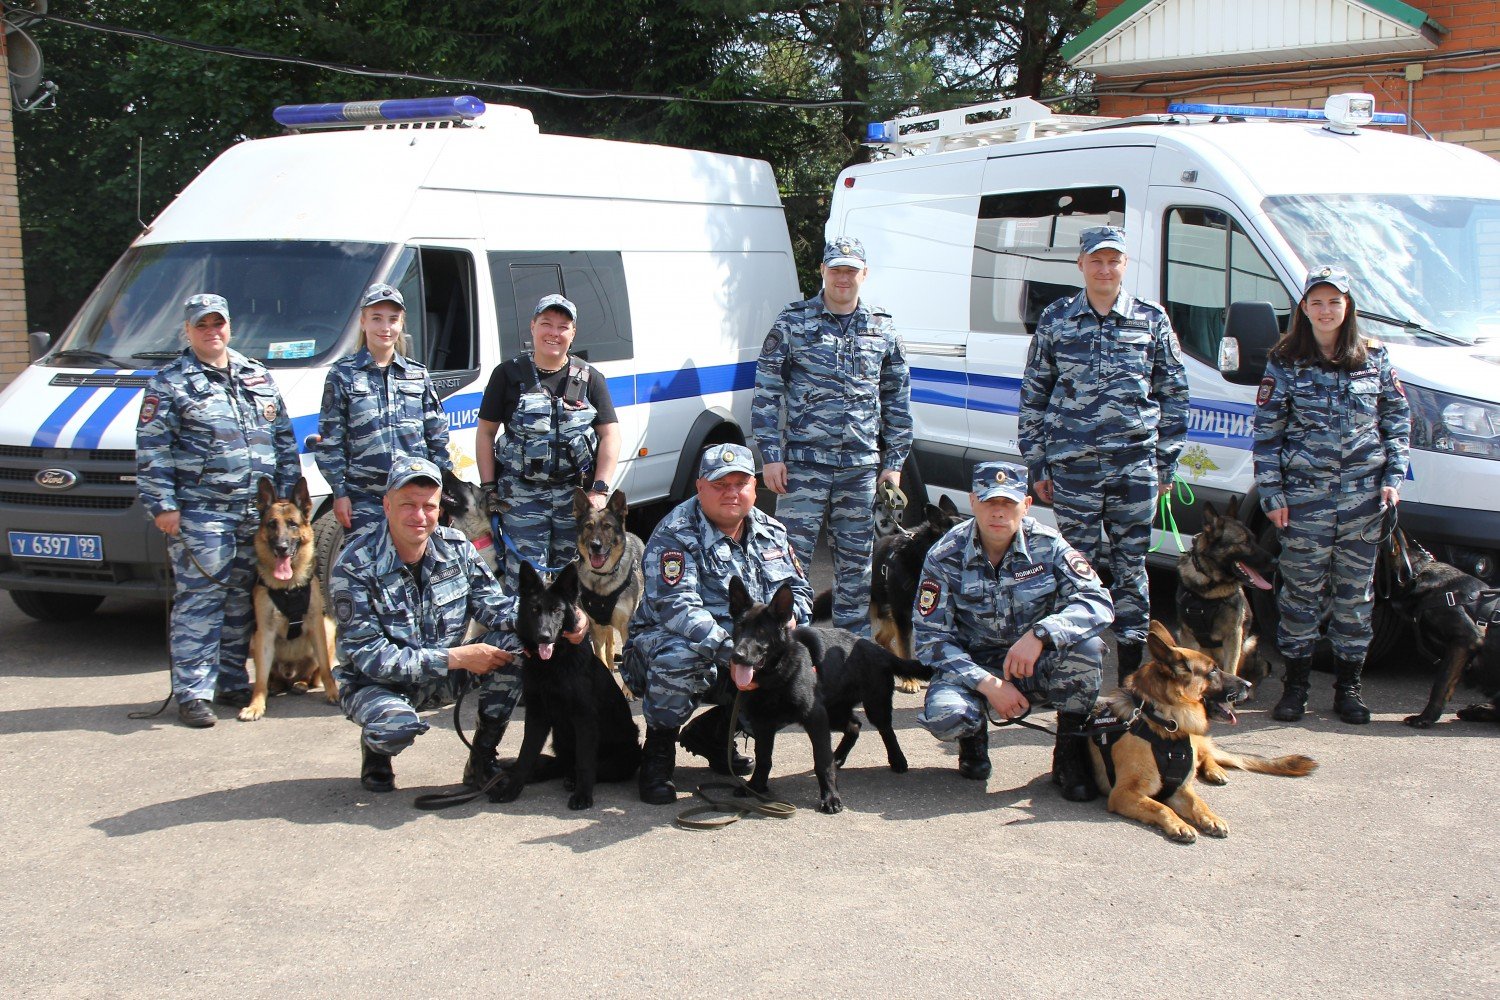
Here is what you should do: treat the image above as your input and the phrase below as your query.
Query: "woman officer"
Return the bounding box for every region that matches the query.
[1253,265,1411,724]
[316,283,452,536]
[137,293,301,728]
[475,294,620,588]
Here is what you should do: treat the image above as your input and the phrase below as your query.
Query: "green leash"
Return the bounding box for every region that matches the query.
[1150,475,1195,554]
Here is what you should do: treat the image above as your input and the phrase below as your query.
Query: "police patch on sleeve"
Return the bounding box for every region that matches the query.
[1065,551,1097,580]
[262,401,279,422]
[1256,377,1275,407]
[334,594,353,625]
[761,332,781,356]
[1392,373,1406,397]
[917,579,941,617]
[138,395,159,425]
[661,550,685,587]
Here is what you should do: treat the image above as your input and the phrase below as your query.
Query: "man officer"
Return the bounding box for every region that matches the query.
[753,237,911,637]
[1018,225,1189,683]
[913,461,1113,801]
[621,443,814,805]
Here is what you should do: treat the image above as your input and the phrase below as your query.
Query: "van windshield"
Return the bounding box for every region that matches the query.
[1263,194,1500,346]
[47,240,390,368]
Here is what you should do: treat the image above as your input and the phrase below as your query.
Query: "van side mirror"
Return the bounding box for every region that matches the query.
[1219,301,1279,385]
[28,331,51,361]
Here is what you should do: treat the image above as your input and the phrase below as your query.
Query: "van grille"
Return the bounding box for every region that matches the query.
[0,445,135,461]
[0,447,141,512]
[0,490,136,510]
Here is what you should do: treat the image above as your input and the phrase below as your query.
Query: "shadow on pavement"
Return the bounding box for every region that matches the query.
[0,690,344,736]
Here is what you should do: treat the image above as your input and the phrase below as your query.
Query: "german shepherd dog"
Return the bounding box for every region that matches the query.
[438,468,500,575]
[726,576,934,814]
[572,488,644,689]
[486,561,642,810]
[1174,502,1277,684]
[1089,621,1317,843]
[242,476,336,722]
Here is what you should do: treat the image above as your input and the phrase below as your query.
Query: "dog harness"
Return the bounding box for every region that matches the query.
[266,584,312,640]
[577,573,633,629]
[1089,695,1195,802]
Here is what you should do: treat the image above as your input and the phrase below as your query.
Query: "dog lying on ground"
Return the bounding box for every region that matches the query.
[1174,502,1277,684]
[572,488,644,693]
[1088,621,1316,843]
[242,476,336,721]
[727,576,933,814]
[486,561,642,810]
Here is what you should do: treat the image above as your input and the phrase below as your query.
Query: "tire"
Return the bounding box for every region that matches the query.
[9,590,104,622]
[313,512,346,599]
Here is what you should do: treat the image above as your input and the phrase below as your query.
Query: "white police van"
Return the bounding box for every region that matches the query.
[831,94,1500,594]
[0,97,797,620]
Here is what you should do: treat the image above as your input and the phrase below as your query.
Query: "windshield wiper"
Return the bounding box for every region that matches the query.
[130,351,182,360]
[47,348,122,366]
[1356,310,1465,346]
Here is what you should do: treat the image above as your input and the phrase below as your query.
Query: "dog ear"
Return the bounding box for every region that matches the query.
[769,582,794,624]
[572,488,591,523]
[1145,620,1177,665]
[256,477,277,516]
[926,503,949,530]
[292,477,312,518]
[608,489,628,517]
[553,561,580,603]
[728,576,753,621]
[518,559,542,596]
[1201,501,1219,525]
[938,494,959,515]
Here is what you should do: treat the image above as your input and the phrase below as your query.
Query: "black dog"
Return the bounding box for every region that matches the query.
[727,576,933,814]
[871,496,961,661]
[487,562,642,809]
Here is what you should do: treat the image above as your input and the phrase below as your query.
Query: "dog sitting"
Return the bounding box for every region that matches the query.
[727,576,933,814]
[486,561,642,810]
[1088,621,1316,843]
[572,488,644,693]
[438,468,500,575]
[871,497,959,683]
[242,476,336,721]
[1174,502,1277,684]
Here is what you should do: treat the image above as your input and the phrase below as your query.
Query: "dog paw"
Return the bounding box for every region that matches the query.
[819,793,844,815]
[291,681,310,694]
[888,755,909,774]
[567,790,594,810]
[1166,825,1197,844]
[486,776,523,804]
[1402,714,1436,729]
[894,677,922,695]
[1199,769,1229,786]
[1201,820,1229,838]
[237,706,264,722]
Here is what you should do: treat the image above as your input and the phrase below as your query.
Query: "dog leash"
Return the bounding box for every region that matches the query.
[491,513,573,577]
[1149,474,1195,554]
[128,535,233,720]
[675,688,797,830]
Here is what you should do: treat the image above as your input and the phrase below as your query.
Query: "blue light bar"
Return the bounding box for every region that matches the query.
[272,96,486,129]
[865,122,894,143]
[1168,102,1406,126]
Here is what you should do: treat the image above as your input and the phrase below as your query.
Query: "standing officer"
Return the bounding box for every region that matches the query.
[753,237,911,636]
[913,461,1114,801]
[329,456,587,793]
[621,444,814,805]
[316,283,452,535]
[137,293,300,728]
[1018,225,1189,683]
[475,293,620,588]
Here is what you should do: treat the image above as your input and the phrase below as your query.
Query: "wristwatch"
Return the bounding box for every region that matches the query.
[1031,624,1050,646]
[589,479,609,495]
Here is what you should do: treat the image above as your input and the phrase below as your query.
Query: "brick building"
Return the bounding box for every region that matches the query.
[0,32,28,388]
[1068,1,1500,155]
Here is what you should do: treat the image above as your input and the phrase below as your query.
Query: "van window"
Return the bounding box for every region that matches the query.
[487,252,634,363]
[390,246,479,380]
[1164,208,1292,365]
[972,186,1125,335]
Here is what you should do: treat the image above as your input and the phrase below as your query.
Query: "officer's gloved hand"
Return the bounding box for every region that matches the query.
[481,482,504,517]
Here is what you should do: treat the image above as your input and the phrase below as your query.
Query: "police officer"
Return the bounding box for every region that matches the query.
[621,443,814,804]
[913,461,1113,800]
[1254,265,1410,725]
[316,283,452,535]
[475,294,620,588]
[1018,225,1189,683]
[137,293,300,728]
[329,457,588,793]
[753,237,911,637]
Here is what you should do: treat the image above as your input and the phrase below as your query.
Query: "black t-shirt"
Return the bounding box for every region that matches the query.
[477,355,618,428]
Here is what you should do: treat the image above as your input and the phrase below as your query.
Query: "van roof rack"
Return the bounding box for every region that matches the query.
[863,98,1109,156]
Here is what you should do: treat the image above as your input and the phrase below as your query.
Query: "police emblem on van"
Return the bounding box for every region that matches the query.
[35,468,78,490]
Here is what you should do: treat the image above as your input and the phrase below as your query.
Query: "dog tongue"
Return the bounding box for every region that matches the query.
[537,643,554,661]
[731,662,756,691]
[590,553,607,569]
[1237,561,1272,590]
[274,555,293,581]
[1224,704,1239,725]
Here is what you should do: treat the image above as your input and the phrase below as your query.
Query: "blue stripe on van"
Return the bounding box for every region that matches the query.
[32,373,110,449]
[72,386,146,450]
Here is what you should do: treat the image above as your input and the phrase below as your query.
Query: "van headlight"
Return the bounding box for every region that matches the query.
[1406,382,1500,461]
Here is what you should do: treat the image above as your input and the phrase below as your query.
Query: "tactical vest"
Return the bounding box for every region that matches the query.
[495,355,598,487]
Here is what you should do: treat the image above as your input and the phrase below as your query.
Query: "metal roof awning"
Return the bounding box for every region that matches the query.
[1063,0,1441,77]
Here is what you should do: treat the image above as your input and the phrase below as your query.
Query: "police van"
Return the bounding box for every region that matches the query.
[0,97,797,620]
[831,93,1500,594]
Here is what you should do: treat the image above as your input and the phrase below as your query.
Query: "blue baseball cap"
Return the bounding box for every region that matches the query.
[971,461,1029,503]
[699,443,756,482]
[534,293,577,320]
[823,237,867,269]
[1302,265,1352,297]
[386,455,443,492]
[1079,226,1128,256]
[184,293,229,325]
[360,283,405,309]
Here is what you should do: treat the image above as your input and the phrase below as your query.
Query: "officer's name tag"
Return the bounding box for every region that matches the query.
[1012,564,1047,582]
[1350,368,1379,379]
[1119,319,1151,330]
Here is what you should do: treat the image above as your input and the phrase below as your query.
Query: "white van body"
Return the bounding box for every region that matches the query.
[829,101,1500,582]
[0,103,797,616]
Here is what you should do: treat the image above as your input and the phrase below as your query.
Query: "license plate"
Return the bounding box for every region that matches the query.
[8,531,104,562]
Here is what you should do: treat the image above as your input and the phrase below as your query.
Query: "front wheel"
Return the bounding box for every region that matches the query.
[9,590,105,622]
[312,512,346,600]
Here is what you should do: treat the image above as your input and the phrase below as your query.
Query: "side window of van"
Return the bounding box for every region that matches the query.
[972,186,1125,336]
[1164,208,1292,366]
[487,252,634,364]
[389,246,480,385]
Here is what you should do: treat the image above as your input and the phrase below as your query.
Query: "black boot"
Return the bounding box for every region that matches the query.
[360,741,395,793]
[1333,656,1372,725]
[1116,641,1143,687]
[1272,656,1313,722]
[639,726,679,805]
[679,706,752,776]
[957,718,991,780]
[463,714,507,789]
[1052,712,1099,802]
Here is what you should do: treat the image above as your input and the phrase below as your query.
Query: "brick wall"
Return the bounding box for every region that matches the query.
[0,32,29,388]
[1088,2,1500,154]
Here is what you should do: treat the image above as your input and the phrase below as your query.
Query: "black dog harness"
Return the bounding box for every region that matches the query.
[1090,695,1195,801]
[1176,550,1231,651]
[265,584,312,640]
[577,573,632,629]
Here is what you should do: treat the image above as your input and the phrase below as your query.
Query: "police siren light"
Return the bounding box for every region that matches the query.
[1167,92,1405,132]
[272,96,487,130]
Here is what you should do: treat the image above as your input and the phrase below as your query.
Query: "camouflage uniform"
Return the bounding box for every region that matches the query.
[329,521,524,756]
[1254,343,1410,659]
[316,346,451,534]
[752,290,911,636]
[914,516,1114,740]
[137,346,299,704]
[1019,287,1188,645]
[621,496,814,731]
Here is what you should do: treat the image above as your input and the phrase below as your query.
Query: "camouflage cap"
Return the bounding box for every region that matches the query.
[971,460,1029,503]
[360,283,405,310]
[1079,225,1128,256]
[699,443,756,482]
[534,293,578,321]
[1301,264,1352,298]
[822,236,867,269]
[184,293,230,325]
[386,455,443,492]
